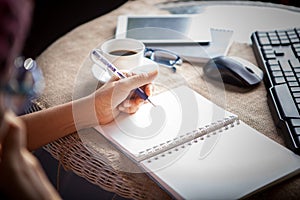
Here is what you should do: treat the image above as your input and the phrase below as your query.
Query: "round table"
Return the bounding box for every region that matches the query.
[34,1,300,199]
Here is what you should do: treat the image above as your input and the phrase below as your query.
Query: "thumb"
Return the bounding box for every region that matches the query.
[120,70,158,92]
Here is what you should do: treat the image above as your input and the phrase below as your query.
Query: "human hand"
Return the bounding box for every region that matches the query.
[91,70,158,125]
[0,111,61,200]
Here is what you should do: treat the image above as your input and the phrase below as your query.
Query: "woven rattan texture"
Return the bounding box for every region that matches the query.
[35,0,300,199]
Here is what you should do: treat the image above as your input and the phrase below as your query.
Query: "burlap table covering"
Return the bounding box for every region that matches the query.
[34,0,300,199]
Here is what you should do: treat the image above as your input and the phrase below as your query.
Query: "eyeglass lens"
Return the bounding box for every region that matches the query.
[145,48,182,67]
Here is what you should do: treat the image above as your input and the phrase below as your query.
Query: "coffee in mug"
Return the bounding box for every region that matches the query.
[109,50,138,56]
[100,38,145,71]
[90,38,146,82]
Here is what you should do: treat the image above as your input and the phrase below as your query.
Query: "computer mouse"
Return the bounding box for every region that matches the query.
[203,56,264,87]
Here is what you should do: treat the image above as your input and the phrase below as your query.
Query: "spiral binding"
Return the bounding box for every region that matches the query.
[136,115,239,162]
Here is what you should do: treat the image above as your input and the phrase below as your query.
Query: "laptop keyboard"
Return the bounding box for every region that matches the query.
[251,28,300,155]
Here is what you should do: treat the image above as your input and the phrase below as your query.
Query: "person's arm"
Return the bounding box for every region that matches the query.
[19,100,82,151]
[20,70,158,151]
[20,94,101,150]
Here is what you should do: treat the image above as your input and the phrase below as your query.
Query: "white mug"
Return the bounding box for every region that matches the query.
[91,38,146,82]
[96,38,145,69]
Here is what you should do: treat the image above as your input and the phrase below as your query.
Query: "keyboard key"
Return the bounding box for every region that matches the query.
[293,47,300,53]
[289,34,298,39]
[273,84,300,118]
[268,32,277,37]
[291,119,300,126]
[284,71,294,77]
[296,96,300,103]
[263,49,274,54]
[271,39,281,45]
[287,77,297,82]
[264,53,276,59]
[258,32,268,37]
[291,87,300,92]
[291,38,300,43]
[251,28,300,154]
[279,60,292,71]
[277,30,287,35]
[295,128,300,135]
[259,37,270,45]
[269,64,281,71]
[287,30,297,37]
[279,34,288,39]
[274,50,285,56]
[288,82,299,87]
[290,59,300,68]
[281,39,290,45]
[272,71,283,77]
[262,46,273,51]
[269,35,280,45]
[274,77,286,84]
[268,60,279,66]
[294,43,300,49]
[293,92,300,98]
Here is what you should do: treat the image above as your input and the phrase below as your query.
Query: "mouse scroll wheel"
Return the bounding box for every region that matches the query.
[245,66,254,74]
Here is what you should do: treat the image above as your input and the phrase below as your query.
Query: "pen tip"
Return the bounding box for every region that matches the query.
[148,99,156,107]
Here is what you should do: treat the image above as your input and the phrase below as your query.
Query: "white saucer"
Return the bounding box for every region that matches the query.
[91,58,159,82]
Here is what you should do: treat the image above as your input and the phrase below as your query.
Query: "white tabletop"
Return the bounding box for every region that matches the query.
[160,1,300,43]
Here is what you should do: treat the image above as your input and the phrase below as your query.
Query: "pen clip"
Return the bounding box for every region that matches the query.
[90,49,108,71]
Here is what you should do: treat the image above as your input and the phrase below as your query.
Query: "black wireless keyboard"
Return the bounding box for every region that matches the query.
[251,28,300,155]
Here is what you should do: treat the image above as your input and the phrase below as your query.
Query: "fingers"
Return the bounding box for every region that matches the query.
[117,80,155,112]
[96,70,158,121]
[107,71,134,83]
[118,98,144,114]
[108,74,120,82]
[108,70,158,107]
[144,83,154,97]
[108,70,157,93]
[118,70,158,93]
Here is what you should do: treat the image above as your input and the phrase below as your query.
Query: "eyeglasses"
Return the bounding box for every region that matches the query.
[144,48,182,72]
[0,57,44,114]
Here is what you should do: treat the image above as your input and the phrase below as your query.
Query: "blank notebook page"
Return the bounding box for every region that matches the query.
[94,86,300,199]
[95,86,232,160]
[141,120,300,199]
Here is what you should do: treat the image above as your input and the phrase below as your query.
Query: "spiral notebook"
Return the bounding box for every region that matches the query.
[94,86,300,199]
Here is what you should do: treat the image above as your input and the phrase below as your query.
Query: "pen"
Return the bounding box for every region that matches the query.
[91,49,156,107]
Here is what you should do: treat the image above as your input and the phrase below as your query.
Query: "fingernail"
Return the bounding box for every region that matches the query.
[123,100,132,107]
[137,99,144,104]
[146,85,153,96]
[118,106,125,111]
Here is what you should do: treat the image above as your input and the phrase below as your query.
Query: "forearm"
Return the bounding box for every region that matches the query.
[19,70,158,151]
[19,95,98,151]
